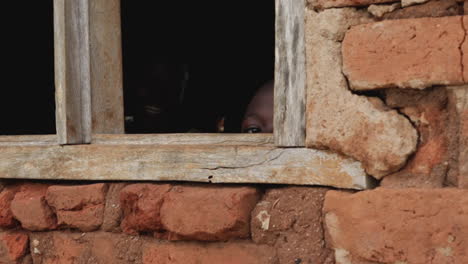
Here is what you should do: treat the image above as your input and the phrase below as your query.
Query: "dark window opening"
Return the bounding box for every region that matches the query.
[121,1,274,133]
[0,1,55,135]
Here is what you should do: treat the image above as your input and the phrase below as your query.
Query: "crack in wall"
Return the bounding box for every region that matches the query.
[459,16,467,83]
[340,50,420,179]
[201,149,286,171]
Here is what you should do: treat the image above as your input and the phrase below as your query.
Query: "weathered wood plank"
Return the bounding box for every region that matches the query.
[0,144,371,189]
[89,0,124,134]
[0,135,57,146]
[54,0,92,144]
[274,0,306,147]
[92,134,274,146]
[0,134,271,146]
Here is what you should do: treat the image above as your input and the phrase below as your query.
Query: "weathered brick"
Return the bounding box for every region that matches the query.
[120,184,172,234]
[323,188,468,264]
[56,204,104,232]
[142,242,278,264]
[251,187,334,264]
[310,0,397,9]
[44,184,108,232]
[0,232,29,263]
[46,183,108,210]
[380,0,462,20]
[381,88,450,188]
[102,183,128,232]
[10,184,56,231]
[305,8,417,178]
[30,231,144,264]
[160,186,260,241]
[343,16,467,90]
[0,186,19,228]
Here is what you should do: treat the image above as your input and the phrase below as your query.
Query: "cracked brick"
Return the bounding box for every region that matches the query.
[381,88,451,188]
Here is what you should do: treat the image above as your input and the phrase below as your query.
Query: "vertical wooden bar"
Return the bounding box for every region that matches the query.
[54,0,92,144]
[89,0,125,134]
[274,0,306,147]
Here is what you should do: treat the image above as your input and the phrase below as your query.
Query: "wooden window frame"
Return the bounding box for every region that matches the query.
[0,0,371,190]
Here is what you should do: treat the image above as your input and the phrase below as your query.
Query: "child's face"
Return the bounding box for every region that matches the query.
[241,81,273,133]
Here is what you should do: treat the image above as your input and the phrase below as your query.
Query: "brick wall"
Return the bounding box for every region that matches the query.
[305,0,468,263]
[1,0,468,263]
[0,182,333,263]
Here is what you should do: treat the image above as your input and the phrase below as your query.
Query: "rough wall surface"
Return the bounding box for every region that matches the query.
[1,0,468,263]
[305,8,418,178]
[306,1,468,263]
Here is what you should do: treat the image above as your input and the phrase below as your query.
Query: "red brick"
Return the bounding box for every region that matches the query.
[160,186,260,241]
[120,184,172,234]
[0,186,19,228]
[46,183,108,210]
[323,188,468,264]
[0,232,29,263]
[142,242,278,264]
[44,184,108,232]
[310,0,396,9]
[251,187,334,264]
[343,16,466,91]
[10,184,56,231]
[381,88,450,188]
[56,204,104,232]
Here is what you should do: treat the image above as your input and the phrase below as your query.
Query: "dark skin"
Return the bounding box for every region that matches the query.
[241,80,273,133]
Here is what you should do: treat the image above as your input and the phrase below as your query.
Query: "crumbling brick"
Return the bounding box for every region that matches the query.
[10,184,56,231]
[0,231,29,264]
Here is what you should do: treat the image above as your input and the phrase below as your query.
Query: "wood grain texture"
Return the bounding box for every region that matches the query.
[0,135,57,146]
[92,133,275,146]
[54,0,92,144]
[274,0,306,147]
[89,0,124,134]
[0,144,370,189]
[0,134,272,146]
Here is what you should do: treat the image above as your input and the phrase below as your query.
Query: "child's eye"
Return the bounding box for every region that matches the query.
[244,127,262,133]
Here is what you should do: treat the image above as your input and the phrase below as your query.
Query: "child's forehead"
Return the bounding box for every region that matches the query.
[247,82,273,108]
